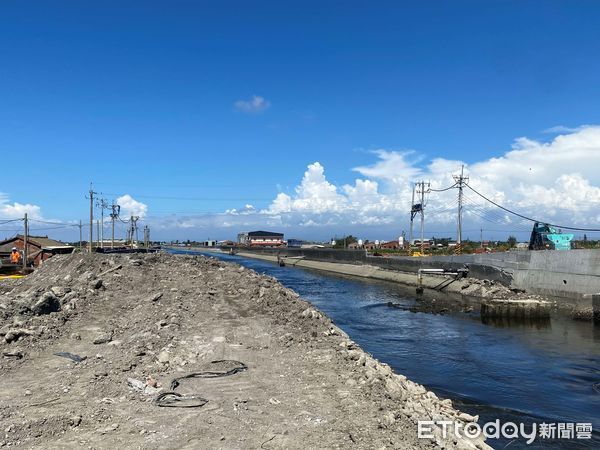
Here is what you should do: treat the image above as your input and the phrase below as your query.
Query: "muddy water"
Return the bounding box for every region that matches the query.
[172,250,600,449]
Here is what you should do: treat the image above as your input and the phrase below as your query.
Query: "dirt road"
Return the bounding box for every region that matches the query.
[0,253,489,449]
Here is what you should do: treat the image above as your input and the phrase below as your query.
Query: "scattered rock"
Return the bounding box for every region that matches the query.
[2,350,24,359]
[458,412,478,422]
[96,423,119,434]
[92,332,113,345]
[4,328,33,343]
[127,378,146,392]
[69,415,82,427]
[157,350,170,364]
[146,376,160,388]
[90,279,103,289]
[147,292,163,302]
[32,292,60,315]
[379,411,396,428]
[50,286,70,297]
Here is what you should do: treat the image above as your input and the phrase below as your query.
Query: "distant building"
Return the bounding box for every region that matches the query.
[412,239,432,249]
[0,234,73,267]
[287,239,303,248]
[364,242,378,250]
[239,230,285,247]
[380,240,400,250]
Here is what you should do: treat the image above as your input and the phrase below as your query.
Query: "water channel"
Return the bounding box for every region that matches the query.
[170,249,600,449]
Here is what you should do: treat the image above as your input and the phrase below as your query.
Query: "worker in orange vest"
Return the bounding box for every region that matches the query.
[10,247,21,264]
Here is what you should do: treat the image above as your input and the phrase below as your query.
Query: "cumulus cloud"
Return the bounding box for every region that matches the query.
[234,95,271,114]
[254,126,600,235]
[0,192,43,220]
[353,150,424,184]
[116,194,148,219]
[266,162,348,214]
[138,126,600,240]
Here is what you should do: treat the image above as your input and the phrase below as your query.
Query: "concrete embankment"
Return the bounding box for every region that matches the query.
[0,253,490,449]
[226,247,597,319]
[231,251,553,316]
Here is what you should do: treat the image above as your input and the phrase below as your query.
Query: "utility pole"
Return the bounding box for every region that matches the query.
[417,181,430,255]
[79,220,83,250]
[97,220,100,248]
[143,225,150,249]
[453,165,469,255]
[410,181,430,255]
[87,184,98,253]
[480,227,483,249]
[409,183,416,251]
[110,202,120,249]
[23,213,28,270]
[129,216,139,247]
[97,199,109,249]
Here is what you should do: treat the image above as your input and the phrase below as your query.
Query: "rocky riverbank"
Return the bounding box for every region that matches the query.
[0,253,489,449]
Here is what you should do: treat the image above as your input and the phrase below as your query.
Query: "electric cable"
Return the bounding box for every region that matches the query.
[466,184,600,232]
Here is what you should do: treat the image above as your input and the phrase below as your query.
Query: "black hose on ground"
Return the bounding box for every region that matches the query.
[154,360,248,408]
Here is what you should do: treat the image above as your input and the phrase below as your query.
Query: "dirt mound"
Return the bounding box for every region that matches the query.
[0,253,489,449]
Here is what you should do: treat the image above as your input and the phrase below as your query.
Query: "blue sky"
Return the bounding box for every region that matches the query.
[2,1,600,242]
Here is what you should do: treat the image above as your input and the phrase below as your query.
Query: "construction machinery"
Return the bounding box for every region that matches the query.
[529,222,573,250]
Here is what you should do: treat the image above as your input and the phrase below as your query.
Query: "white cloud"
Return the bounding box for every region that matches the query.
[116,194,148,219]
[234,95,271,114]
[225,204,256,215]
[254,126,600,234]
[353,150,423,184]
[542,125,589,134]
[125,125,600,241]
[0,192,43,220]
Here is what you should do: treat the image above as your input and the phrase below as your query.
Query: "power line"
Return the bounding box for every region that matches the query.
[429,182,458,192]
[29,218,80,227]
[461,195,533,232]
[100,193,275,202]
[465,184,600,232]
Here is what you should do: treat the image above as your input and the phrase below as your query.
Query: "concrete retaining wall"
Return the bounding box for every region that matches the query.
[231,247,600,300]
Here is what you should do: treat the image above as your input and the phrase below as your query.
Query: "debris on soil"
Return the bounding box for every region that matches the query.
[0,252,490,449]
[54,351,87,363]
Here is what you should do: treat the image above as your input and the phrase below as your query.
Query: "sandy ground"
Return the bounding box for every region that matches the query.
[0,253,489,449]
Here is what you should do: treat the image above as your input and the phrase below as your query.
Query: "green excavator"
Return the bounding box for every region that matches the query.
[528,222,573,250]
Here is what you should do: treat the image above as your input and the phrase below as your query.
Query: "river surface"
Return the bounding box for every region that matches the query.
[170,249,600,449]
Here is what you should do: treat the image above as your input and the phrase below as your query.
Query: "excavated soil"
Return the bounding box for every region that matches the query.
[0,253,489,449]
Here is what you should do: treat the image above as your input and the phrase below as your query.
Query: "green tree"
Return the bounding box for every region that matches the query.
[507,236,517,248]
